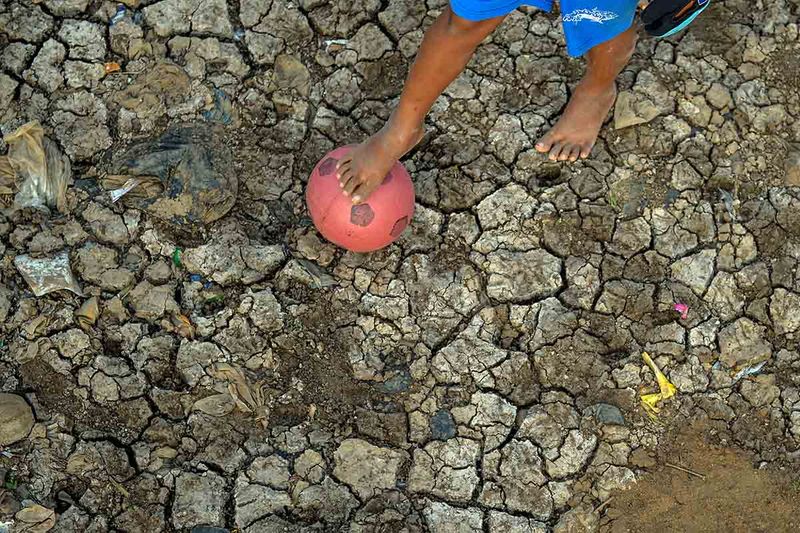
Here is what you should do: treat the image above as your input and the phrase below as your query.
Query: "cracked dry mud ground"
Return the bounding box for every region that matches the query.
[1,0,800,532]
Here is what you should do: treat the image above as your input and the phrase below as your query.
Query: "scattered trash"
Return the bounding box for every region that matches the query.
[210,363,270,429]
[674,302,689,320]
[3,121,72,213]
[109,176,151,203]
[324,38,348,51]
[75,297,99,330]
[4,471,17,490]
[166,313,195,339]
[295,259,337,288]
[14,504,56,533]
[109,5,126,26]
[113,63,191,118]
[102,125,237,226]
[104,62,121,75]
[202,88,233,125]
[14,251,83,297]
[665,462,706,480]
[718,188,736,220]
[192,393,235,417]
[733,360,767,381]
[22,316,48,339]
[190,274,202,282]
[664,188,680,208]
[0,520,12,533]
[0,156,16,208]
[233,28,245,41]
[203,288,225,304]
[172,248,183,267]
[640,352,677,418]
[379,370,411,394]
[587,403,626,426]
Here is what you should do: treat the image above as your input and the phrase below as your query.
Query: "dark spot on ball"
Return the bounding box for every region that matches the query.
[350,204,375,227]
[390,216,409,237]
[382,169,393,185]
[319,157,338,176]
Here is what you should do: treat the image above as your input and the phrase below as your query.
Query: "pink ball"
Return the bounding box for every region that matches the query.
[306,146,415,253]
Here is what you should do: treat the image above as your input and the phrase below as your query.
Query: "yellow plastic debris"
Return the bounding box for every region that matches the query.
[104,61,121,74]
[640,352,677,418]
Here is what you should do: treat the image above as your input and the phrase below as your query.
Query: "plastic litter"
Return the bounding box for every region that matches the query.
[202,88,233,125]
[165,313,195,339]
[673,302,689,320]
[109,176,148,203]
[172,248,183,267]
[296,258,337,288]
[113,63,191,117]
[587,403,626,426]
[640,351,677,418]
[0,156,16,207]
[733,361,767,381]
[14,251,83,297]
[324,38,348,51]
[3,121,72,213]
[718,188,736,220]
[110,5,126,25]
[192,393,235,417]
[75,297,99,330]
[190,274,202,282]
[102,125,237,226]
[3,471,17,489]
[210,363,270,428]
[14,504,55,533]
[104,62,121,75]
[664,188,680,208]
[233,28,245,41]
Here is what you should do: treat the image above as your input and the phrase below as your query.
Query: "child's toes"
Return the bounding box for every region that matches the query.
[548,143,564,161]
[568,146,581,162]
[336,162,352,184]
[343,175,362,196]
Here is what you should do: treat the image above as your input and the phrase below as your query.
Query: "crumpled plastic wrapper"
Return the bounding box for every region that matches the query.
[14,251,83,297]
[640,351,677,418]
[1,121,72,213]
[14,504,56,533]
[102,124,237,226]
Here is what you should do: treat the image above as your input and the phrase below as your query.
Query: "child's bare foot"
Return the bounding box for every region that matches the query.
[535,81,617,162]
[336,121,424,204]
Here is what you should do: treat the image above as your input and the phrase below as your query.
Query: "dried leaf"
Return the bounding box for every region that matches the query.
[15,504,56,532]
[192,393,236,417]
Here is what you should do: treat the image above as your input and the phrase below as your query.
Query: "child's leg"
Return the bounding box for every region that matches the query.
[337,7,505,203]
[535,25,638,162]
